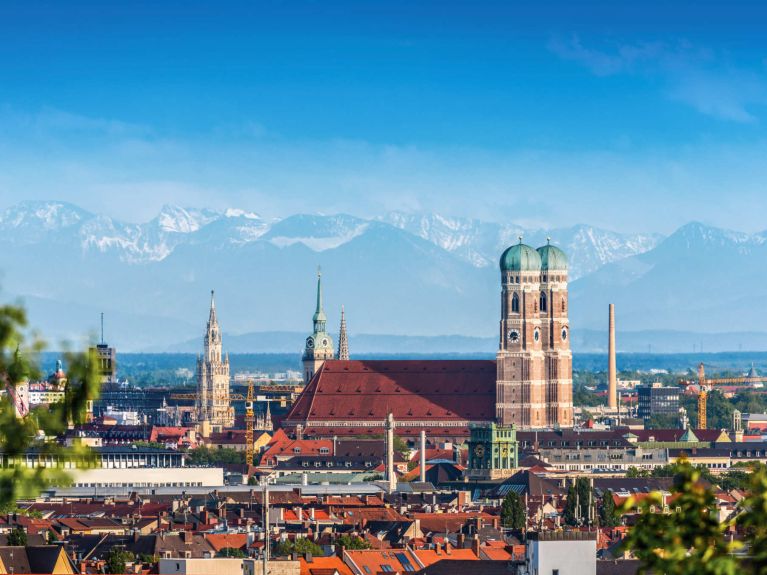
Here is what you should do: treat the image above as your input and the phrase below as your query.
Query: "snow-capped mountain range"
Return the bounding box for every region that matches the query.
[0,201,659,278]
[1,200,765,352]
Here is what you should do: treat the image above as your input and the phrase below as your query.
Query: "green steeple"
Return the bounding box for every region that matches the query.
[313,267,327,333]
[679,427,699,443]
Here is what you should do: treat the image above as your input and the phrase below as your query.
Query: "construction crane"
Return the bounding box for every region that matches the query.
[679,363,765,430]
[245,380,255,464]
[170,382,262,461]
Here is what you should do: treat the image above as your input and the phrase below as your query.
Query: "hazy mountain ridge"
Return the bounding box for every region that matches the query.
[0,201,659,278]
[569,221,767,333]
[380,212,661,278]
[1,200,764,353]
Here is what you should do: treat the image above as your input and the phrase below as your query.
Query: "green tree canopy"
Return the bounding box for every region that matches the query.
[0,300,100,507]
[564,478,593,526]
[217,547,247,558]
[7,527,26,546]
[334,535,371,550]
[500,491,526,530]
[274,537,324,557]
[619,460,738,575]
[599,490,620,528]
[105,548,135,574]
[187,446,245,466]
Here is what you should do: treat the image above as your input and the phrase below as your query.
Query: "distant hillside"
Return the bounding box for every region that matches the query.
[570,222,767,333]
[157,328,767,355]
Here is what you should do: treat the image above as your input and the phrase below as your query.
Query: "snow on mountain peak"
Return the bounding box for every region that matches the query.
[155,205,218,234]
[0,200,89,230]
[224,208,261,220]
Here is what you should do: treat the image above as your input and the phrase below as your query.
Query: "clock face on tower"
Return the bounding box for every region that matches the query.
[321,338,329,347]
[507,329,520,343]
[305,337,314,349]
[474,444,485,458]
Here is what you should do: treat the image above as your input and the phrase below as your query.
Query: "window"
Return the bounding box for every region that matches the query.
[511,293,519,313]
[540,291,547,312]
[293,447,301,454]
[553,570,559,575]
[381,566,394,573]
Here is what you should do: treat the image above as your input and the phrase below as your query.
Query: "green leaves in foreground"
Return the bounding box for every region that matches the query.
[619,460,739,575]
[0,300,101,509]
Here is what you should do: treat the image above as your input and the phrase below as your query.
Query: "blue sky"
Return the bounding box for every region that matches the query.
[1,1,767,232]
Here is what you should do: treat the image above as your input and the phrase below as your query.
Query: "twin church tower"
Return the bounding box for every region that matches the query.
[496,239,573,428]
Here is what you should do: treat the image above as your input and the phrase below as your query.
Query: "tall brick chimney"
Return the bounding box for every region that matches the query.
[608,304,617,410]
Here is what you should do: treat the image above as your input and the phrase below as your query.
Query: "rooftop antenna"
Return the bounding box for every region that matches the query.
[100,312,105,345]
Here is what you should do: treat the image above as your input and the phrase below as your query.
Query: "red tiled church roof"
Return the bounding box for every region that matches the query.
[284,359,496,434]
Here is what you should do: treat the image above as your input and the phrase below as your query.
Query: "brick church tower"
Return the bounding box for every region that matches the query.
[495,238,573,428]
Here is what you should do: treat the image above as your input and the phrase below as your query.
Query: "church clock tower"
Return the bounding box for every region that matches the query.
[495,238,573,429]
[302,269,335,384]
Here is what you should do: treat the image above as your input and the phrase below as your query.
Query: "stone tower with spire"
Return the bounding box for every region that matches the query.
[337,305,349,361]
[197,290,234,429]
[302,269,335,384]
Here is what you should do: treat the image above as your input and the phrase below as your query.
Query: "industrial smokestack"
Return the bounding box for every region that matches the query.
[608,303,617,410]
[419,430,427,483]
[386,413,397,492]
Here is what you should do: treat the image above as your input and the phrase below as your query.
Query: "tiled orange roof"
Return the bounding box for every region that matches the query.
[344,549,422,574]
[299,556,353,575]
[413,548,478,566]
[205,533,248,552]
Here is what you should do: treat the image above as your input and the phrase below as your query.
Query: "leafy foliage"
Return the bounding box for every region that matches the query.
[619,460,738,575]
[133,441,166,450]
[7,527,26,546]
[736,465,767,572]
[334,535,371,550]
[564,477,594,526]
[646,413,680,430]
[274,537,324,557]
[217,547,247,558]
[138,553,159,565]
[500,491,526,530]
[105,548,135,574]
[0,301,100,508]
[599,490,620,527]
[187,446,246,465]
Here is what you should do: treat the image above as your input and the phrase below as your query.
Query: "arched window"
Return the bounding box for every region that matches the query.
[561,298,566,313]
[540,292,547,312]
[511,293,519,313]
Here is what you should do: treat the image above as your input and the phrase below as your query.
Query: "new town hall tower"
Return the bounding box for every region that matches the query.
[196,291,235,430]
[495,239,573,428]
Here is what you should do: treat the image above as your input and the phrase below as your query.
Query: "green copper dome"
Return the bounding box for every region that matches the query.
[500,242,542,272]
[537,243,568,271]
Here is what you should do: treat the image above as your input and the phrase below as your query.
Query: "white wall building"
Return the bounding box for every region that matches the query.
[524,531,597,575]
[71,467,223,488]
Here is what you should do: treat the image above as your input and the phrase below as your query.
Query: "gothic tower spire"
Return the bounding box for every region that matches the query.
[303,267,335,384]
[313,267,327,333]
[337,305,349,360]
[208,289,218,327]
[197,289,234,430]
